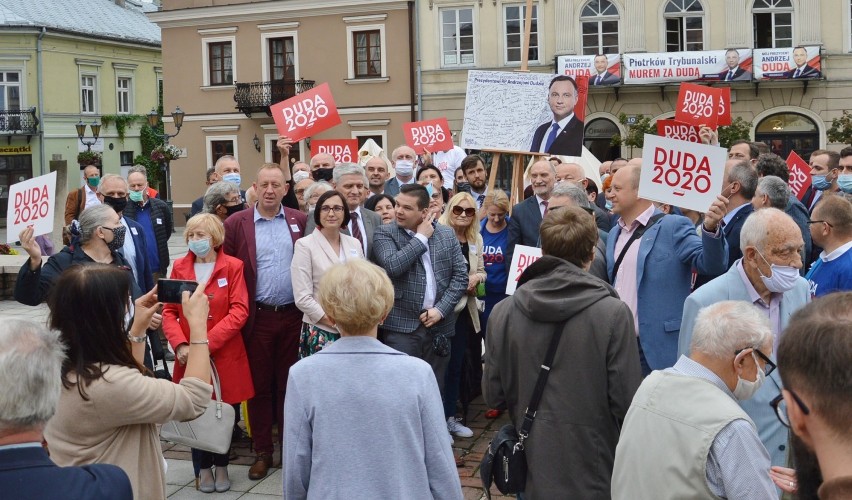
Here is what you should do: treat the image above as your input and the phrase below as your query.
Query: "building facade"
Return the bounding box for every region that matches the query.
[0,0,161,216]
[150,0,416,217]
[419,0,850,162]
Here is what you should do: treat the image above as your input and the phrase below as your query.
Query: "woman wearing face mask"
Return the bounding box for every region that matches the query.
[162,213,253,493]
[203,181,245,222]
[15,204,140,306]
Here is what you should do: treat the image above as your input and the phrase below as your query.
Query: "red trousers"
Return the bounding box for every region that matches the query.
[245,305,301,454]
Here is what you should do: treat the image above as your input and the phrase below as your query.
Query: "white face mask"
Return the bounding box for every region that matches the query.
[756,248,800,293]
[733,351,765,400]
[395,160,414,177]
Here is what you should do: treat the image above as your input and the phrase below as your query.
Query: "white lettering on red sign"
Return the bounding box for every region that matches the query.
[411,124,447,148]
[680,89,716,120]
[318,144,354,163]
[663,124,700,143]
[651,147,712,196]
[281,94,329,133]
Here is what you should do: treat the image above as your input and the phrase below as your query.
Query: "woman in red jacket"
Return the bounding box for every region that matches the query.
[163,213,254,493]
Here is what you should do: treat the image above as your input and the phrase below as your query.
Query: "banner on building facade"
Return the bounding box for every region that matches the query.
[6,171,56,244]
[753,46,821,80]
[403,118,454,154]
[0,145,32,155]
[556,54,621,86]
[786,151,812,200]
[460,71,588,156]
[270,82,341,142]
[310,139,359,164]
[622,49,753,85]
[639,134,727,213]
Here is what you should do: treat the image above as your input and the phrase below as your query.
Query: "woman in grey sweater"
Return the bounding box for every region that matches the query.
[283,259,463,500]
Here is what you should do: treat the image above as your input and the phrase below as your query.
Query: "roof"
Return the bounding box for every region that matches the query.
[0,0,160,46]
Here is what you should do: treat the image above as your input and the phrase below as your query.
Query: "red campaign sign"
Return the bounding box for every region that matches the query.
[786,151,812,201]
[574,75,589,122]
[403,118,454,154]
[675,83,723,129]
[310,139,359,164]
[656,120,701,143]
[717,87,732,126]
[270,82,341,142]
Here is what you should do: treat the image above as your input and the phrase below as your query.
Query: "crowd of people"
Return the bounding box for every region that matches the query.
[1,132,851,499]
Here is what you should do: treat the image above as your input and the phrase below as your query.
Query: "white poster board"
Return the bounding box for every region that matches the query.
[6,171,57,243]
[460,71,554,153]
[639,135,727,213]
[506,245,543,295]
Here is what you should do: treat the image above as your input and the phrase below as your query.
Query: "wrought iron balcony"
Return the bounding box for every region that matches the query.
[234,79,316,117]
[0,107,39,142]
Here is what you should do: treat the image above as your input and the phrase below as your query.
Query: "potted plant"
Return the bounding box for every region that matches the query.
[150,144,182,163]
[77,150,102,166]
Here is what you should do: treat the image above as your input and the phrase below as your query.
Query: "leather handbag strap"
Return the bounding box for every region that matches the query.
[517,319,568,443]
[209,359,223,404]
[611,213,665,283]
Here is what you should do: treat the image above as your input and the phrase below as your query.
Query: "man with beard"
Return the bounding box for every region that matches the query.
[459,154,489,208]
[777,293,852,499]
[506,159,555,273]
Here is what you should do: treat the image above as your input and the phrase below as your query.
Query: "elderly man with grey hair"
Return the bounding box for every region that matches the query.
[0,320,132,499]
[678,207,810,470]
[545,182,609,282]
[203,181,244,221]
[752,176,791,210]
[306,163,381,259]
[613,301,788,500]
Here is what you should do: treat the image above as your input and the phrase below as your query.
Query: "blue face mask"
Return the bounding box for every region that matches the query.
[838,174,852,194]
[188,238,212,258]
[605,200,613,211]
[811,174,832,191]
[222,173,241,186]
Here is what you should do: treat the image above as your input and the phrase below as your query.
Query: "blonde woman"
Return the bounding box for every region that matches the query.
[438,192,486,439]
[283,259,462,499]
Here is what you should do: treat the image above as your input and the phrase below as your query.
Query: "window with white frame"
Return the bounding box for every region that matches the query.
[753,0,793,48]
[346,25,387,80]
[81,75,97,114]
[664,0,704,52]
[580,0,619,56]
[0,71,21,111]
[206,135,238,170]
[441,8,475,67]
[116,77,132,114]
[504,3,539,64]
[202,37,236,86]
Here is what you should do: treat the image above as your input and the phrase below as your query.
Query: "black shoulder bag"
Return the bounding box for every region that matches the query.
[480,320,567,498]
[610,213,665,282]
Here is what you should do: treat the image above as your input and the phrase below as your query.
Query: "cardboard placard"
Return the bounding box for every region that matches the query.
[310,139,359,164]
[403,118,454,154]
[675,83,723,129]
[269,82,341,142]
[506,245,542,295]
[6,171,57,243]
[639,135,728,213]
[786,151,812,201]
[656,120,701,143]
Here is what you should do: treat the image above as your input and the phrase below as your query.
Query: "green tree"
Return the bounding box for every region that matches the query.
[717,117,751,150]
[611,113,656,157]
[827,110,852,147]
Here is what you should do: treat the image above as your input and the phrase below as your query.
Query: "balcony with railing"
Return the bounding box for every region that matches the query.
[0,107,39,142]
[233,79,316,117]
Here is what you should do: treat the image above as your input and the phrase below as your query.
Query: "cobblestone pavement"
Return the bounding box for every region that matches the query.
[0,227,515,498]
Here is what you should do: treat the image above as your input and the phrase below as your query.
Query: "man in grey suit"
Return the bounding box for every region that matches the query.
[506,159,555,272]
[305,163,381,260]
[383,145,417,197]
[678,207,810,468]
[371,183,468,396]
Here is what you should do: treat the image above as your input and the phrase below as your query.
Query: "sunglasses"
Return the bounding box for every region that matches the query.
[451,206,476,217]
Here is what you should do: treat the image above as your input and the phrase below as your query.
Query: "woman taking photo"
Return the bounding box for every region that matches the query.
[283,259,463,499]
[44,265,212,499]
[364,193,396,224]
[438,192,486,440]
[163,213,253,493]
[292,190,364,358]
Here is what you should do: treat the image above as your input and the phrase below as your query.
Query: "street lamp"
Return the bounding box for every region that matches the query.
[146,106,185,203]
[75,119,101,151]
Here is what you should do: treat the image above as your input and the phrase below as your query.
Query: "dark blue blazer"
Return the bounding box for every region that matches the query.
[529,117,584,156]
[0,446,132,500]
[190,196,204,218]
[505,195,545,273]
[124,216,154,292]
[694,203,753,289]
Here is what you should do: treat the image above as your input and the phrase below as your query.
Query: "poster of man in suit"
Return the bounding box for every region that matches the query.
[529,76,585,156]
[718,49,752,81]
[753,46,821,80]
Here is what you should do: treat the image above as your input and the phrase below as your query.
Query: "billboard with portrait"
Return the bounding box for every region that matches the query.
[622,49,753,84]
[556,54,621,86]
[753,46,821,80]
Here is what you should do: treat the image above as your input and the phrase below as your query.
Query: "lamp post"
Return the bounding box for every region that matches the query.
[75,119,101,151]
[146,106,185,203]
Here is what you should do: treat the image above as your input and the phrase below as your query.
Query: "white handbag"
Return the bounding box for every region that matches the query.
[160,360,234,455]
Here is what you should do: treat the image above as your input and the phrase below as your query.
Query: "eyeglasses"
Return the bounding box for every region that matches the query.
[735,347,776,377]
[320,205,345,214]
[770,389,811,428]
[806,219,833,228]
[451,206,476,217]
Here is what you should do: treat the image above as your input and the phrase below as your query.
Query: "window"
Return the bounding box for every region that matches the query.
[753,0,793,48]
[580,0,619,56]
[269,37,295,81]
[353,131,386,150]
[157,77,163,112]
[0,71,21,111]
[120,151,134,166]
[441,8,475,66]
[505,3,539,63]
[81,75,97,114]
[208,41,233,85]
[353,30,381,78]
[116,77,132,114]
[210,140,234,164]
[665,0,704,51]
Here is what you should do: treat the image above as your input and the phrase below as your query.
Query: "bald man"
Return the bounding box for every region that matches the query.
[556,162,612,232]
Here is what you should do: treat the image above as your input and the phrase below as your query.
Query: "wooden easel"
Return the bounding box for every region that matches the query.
[481,0,543,214]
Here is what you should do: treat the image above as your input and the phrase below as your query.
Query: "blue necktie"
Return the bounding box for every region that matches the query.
[477,194,485,208]
[544,123,560,152]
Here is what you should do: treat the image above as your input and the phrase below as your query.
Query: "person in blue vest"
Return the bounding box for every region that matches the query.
[806,194,852,296]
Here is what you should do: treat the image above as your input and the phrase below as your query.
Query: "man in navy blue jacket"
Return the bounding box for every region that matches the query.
[0,320,132,500]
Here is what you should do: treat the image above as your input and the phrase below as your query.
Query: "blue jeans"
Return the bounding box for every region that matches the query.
[444,312,471,418]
